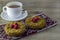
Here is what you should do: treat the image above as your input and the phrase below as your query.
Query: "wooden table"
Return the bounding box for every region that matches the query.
[0,0,60,40]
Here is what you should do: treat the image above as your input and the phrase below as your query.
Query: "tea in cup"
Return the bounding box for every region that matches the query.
[3,1,23,18]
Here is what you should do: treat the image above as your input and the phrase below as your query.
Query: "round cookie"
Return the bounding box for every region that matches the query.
[25,16,46,29]
[4,21,26,36]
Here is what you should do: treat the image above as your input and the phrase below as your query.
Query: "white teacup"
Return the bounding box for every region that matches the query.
[3,1,23,18]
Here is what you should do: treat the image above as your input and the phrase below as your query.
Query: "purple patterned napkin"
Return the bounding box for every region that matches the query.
[0,12,57,40]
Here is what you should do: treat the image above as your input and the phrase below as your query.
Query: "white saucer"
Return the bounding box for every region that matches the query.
[1,10,28,21]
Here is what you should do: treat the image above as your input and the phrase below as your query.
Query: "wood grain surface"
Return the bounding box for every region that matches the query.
[0,0,60,40]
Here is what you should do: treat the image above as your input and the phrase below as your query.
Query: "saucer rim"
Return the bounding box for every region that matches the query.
[1,10,28,21]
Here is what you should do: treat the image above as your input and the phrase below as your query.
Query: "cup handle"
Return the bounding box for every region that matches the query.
[3,6,7,12]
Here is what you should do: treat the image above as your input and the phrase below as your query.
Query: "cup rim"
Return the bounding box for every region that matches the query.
[6,1,23,8]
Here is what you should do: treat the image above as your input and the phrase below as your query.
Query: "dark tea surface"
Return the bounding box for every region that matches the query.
[8,5,20,8]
